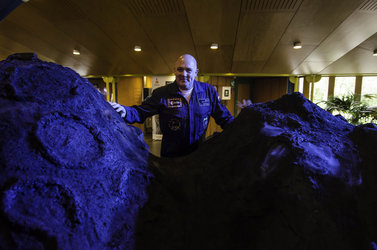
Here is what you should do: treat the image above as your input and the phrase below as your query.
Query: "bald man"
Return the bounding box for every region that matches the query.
[110,54,234,157]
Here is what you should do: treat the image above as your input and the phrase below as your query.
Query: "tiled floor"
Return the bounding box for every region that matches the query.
[143,133,161,157]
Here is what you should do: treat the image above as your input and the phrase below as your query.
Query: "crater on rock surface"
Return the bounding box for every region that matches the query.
[3,179,81,229]
[35,112,103,168]
[0,53,152,250]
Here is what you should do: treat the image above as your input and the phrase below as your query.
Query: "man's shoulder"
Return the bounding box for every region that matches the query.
[194,80,216,93]
[152,81,177,95]
[195,80,210,86]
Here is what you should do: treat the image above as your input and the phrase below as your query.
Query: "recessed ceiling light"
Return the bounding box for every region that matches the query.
[73,50,80,55]
[210,43,218,50]
[293,42,302,49]
[134,45,141,52]
[373,49,377,56]
[22,0,29,2]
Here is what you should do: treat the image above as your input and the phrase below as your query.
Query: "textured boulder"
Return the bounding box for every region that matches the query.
[0,53,153,249]
[2,53,377,250]
[136,92,377,249]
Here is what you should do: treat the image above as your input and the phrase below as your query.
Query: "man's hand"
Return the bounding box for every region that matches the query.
[109,102,126,118]
[236,99,252,115]
[237,99,252,109]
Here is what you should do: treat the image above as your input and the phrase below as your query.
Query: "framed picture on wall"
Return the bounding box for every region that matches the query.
[221,86,231,100]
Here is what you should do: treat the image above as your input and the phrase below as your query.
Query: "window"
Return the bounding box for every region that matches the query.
[312,77,329,108]
[298,77,304,93]
[361,76,377,107]
[334,77,355,98]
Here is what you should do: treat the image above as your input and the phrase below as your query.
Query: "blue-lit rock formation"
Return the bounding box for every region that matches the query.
[135,93,377,249]
[2,53,377,250]
[0,53,153,249]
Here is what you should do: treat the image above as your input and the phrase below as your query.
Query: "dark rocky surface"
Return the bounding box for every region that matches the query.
[0,53,152,249]
[1,53,377,250]
[135,93,377,250]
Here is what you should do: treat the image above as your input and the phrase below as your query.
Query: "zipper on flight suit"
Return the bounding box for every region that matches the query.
[178,92,190,146]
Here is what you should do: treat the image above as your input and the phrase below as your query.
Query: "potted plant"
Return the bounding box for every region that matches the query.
[321,93,377,125]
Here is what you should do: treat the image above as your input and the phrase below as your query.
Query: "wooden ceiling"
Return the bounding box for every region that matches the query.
[1,0,377,76]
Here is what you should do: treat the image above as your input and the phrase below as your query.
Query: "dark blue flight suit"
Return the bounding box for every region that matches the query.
[124,80,234,157]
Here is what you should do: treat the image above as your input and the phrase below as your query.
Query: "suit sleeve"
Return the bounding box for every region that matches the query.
[210,86,234,128]
[123,90,161,124]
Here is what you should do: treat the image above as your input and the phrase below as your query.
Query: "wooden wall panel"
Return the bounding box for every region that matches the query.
[252,77,288,103]
[237,83,252,114]
[303,80,310,99]
[205,76,234,138]
[117,77,144,132]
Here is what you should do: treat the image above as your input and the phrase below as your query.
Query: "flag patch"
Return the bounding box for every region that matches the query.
[167,98,182,108]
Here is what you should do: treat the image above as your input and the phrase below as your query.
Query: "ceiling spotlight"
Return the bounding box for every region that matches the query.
[134,45,142,52]
[373,49,377,56]
[73,50,80,55]
[22,0,29,2]
[293,42,302,49]
[210,43,218,50]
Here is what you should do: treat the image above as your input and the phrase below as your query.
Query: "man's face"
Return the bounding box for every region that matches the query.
[174,56,198,90]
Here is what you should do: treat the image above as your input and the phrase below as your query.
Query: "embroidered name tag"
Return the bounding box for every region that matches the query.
[167,98,182,108]
[198,98,210,106]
